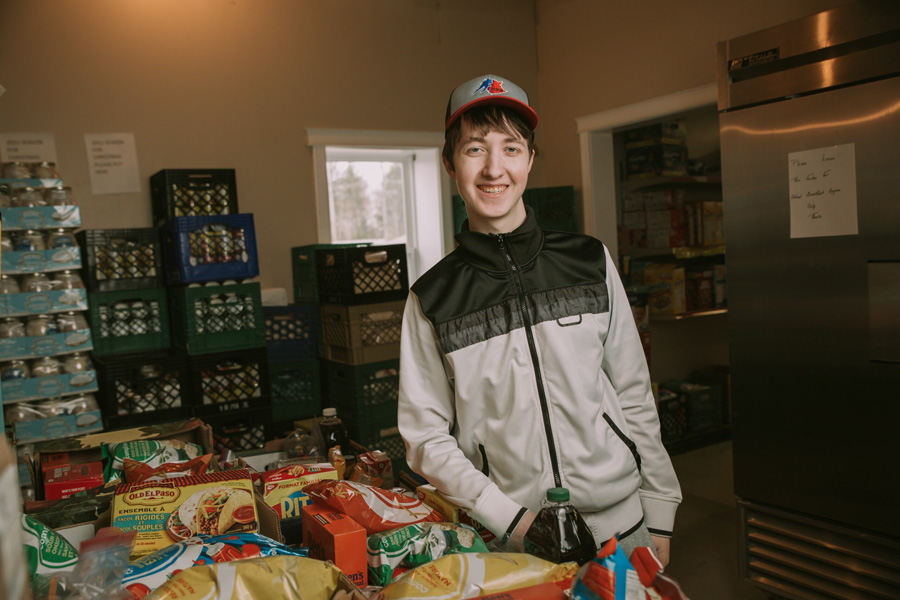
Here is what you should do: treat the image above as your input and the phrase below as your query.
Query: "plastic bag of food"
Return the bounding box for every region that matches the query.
[464,579,574,600]
[378,552,578,600]
[302,480,442,535]
[142,554,345,600]
[367,522,488,586]
[21,514,79,575]
[629,546,690,600]
[104,440,204,483]
[123,454,213,483]
[121,533,308,600]
[571,538,645,600]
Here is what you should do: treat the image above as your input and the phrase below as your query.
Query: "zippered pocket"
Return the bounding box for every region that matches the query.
[603,413,642,473]
[478,443,490,477]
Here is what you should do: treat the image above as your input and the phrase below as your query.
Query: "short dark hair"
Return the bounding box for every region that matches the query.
[443,105,535,170]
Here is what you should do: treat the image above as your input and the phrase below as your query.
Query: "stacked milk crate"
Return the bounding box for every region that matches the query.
[150,169,270,453]
[291,243,409,474]
[1,163,99,446]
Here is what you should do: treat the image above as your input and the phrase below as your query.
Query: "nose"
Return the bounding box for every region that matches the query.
[481,150,503,178]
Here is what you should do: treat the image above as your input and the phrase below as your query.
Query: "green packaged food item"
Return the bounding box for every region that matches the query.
[103,439,204,483]
[366,521,488,586]
[21,514,79,575]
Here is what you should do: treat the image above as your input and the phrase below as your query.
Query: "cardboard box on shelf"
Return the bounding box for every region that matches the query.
[702,201,725,246]
[43,461,104,501]
[645,227,688,250]
[644,264,686,315]
[623,210,647,230]
[302,502,367,589]
[646,208,684,230]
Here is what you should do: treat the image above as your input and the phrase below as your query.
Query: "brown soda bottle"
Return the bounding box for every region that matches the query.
[523,487,598,565]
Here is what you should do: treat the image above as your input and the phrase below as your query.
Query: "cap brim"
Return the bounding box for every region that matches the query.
[445,96,539,131]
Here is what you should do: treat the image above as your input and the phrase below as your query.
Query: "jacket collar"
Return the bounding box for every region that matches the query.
[454,206,544,272]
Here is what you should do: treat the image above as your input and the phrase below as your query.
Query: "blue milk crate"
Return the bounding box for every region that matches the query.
[165,214,259,284]
[263,304,318,362]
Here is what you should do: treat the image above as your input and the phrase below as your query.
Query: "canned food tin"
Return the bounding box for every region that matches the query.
[44,185,75,206]
[50,270,85,290]
[47,230,78,249]
[33,161,58,179]
[21,273,53,293]
[3,162,32,179]
[0,360,31,381]
[25,315,58,337]
[31,356,61,377]
[0,275,21,295]
[57,312,89,332]
[0,318,26,339]
[61,352,92,374]
[12,187,46,207]
[14,230,47,251]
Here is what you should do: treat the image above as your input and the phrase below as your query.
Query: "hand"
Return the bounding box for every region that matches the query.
[650,535,670,568]
[507,510,537,552]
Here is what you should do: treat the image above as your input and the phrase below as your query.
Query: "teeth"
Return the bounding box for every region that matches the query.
[480,186,506,194]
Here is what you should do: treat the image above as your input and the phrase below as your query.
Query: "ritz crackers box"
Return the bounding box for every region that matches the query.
[302,502,367,588]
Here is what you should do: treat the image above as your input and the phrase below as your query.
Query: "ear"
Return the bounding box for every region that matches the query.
[442,154,457,180]
[527,148,535,173]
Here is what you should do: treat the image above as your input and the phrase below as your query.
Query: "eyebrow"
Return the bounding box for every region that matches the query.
[462,134,525,145]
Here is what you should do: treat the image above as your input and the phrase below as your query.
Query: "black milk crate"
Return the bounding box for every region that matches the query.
[204,407,272,454]
[78,228,163,292]
[319,301,403,365]
[150,169,239,225]
[661,380,724,434]
[188,348,271,417]
[657,393,688,441]
[346,414,407,476]
[316,244,408,305]
[164,214,260,284]
[269,359,321,423]
[323,358,399,424]
[96,351,192,431]
[291,244,362,303]
[170,281,265,355]
[264,304,318,362]
[88,288,170,357]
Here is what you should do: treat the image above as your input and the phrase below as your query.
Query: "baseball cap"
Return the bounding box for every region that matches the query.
[445,74,539,131]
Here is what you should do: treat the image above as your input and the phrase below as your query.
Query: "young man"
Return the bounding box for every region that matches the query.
[397,74,681,563]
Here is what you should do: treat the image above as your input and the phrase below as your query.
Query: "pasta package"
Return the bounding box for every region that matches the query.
[111,469,258,559]
[302,480,442,535]
[143,555,345,600]
[378,552,578,600]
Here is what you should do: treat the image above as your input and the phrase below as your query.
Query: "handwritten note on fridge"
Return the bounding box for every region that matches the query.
[789,143,858,238]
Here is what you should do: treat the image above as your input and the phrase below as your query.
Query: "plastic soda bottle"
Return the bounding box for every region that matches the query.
[523,487,598,565]
[319,407,350,455]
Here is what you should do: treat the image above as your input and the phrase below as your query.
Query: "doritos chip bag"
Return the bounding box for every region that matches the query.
[302,480,442,535]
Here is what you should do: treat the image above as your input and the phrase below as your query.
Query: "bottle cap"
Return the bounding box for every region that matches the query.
[547,487,570,502]
[322,407,337,417]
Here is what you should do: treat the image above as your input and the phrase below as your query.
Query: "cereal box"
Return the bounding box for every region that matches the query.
[111,469,258,559]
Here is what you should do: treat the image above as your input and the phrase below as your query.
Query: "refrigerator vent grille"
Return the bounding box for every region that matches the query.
[739,501,900,600]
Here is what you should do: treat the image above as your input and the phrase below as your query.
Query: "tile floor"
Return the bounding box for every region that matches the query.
[663,440,770,600]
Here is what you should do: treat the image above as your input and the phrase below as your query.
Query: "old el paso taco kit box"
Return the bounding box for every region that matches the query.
[112,469,259,559]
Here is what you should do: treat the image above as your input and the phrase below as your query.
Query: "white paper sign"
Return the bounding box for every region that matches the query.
[84,133,141,195]
[789,143,858,238]
[0,132,58,163]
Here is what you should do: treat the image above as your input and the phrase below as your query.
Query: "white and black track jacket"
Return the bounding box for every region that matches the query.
[398,209,681,543]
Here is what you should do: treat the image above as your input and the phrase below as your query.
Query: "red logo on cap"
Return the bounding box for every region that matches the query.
[474,78,506,95]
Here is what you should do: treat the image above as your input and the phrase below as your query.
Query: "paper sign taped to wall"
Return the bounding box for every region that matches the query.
[84,133,141,195]
[0,133,57,164]
[789,143,858,238]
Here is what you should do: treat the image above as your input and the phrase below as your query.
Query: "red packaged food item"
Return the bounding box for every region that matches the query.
[123,454,213,483]
[44,461,105,500]
[630,546,690,600]
[302,479,442,535]
[357,450,394,488]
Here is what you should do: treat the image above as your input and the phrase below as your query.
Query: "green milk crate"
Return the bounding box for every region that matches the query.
[88,288,171,356]
[269,359,322,423]
[170,281,265,355]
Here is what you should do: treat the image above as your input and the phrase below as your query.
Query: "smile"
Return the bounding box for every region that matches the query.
[478,185,508,194]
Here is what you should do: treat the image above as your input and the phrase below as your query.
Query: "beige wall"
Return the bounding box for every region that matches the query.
[0,0,538,293]
[533,0,855,197]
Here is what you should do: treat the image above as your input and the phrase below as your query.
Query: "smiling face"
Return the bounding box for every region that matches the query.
[444,112,535,234]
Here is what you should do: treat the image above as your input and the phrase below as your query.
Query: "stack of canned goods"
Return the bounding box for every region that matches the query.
[1,229,79,253]
[0,271,85,294]
[0,185,75,207]
[1,161,60,180]
[3,393,100,425]
[96,299,163,338]
[189,224,248,265]
[172,182,233,217]
[0,352,93,382]
[193,289,256,334]
[199,362,263,406]
[95,240,158,281]
[115,364,183,415]
[0,312,90,339]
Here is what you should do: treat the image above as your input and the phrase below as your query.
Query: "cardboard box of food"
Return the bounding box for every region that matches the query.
[302,502,367,589]
[261,463,338,518]
[0,438,32,600]
[44,461,105,501]
[644,264,686,315]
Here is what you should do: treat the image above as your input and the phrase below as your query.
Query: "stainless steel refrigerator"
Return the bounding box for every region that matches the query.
[716,2,900,598]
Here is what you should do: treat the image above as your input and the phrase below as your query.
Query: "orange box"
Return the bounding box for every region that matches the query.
[302,503,367,589]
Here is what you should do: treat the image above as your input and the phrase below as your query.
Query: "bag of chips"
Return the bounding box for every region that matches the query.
[104,440,204,483]
[21,514,79,576]
[123,454,213,484]
[367,522,488,586]
[302,480,442,535]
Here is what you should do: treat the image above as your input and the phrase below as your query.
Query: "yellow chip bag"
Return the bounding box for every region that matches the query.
[379,552,578,600]
[144,555,344,600]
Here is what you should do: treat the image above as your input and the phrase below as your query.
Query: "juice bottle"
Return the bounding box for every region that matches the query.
[319,407,350,456]
[523,487,598,565]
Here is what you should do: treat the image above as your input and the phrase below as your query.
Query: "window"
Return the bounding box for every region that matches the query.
[309,129,453,283]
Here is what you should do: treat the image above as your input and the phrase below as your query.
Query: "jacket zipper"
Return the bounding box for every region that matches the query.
[496,233,563,488]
